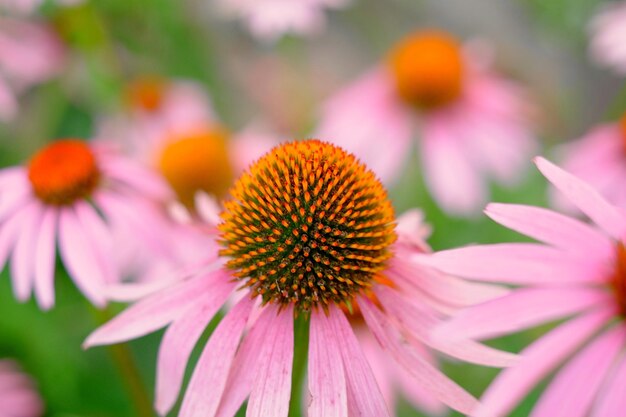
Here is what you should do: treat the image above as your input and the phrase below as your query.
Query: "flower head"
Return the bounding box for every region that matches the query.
[0,359,43,417]
[86,139,516,417]
[554,113,626,210]
[589,1,626,75]
[0,138,172,309]
[318,30,537,215]
[421,157,626,417]
[214,0,350,41]
[0,18,64,122]
[98,78,276,209]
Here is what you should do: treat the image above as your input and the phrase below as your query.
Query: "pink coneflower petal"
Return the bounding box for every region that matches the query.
[33,208,57,310]
[421,117,485,214]
[247,304,294,417]
[58,207,107,307]
[100,156,171,199]
[327,305,391,417]
[359,298,478,414]
[215,304,275,417]
[155,279,235,415]
[308,310,347,417]
[375,286,518,367]
[484,203,613,257]
[317,70,413,186]
[592,348,626,416]
[0,176,30,222]
[530,326,626,417]
[84,273,223,347]
[474,308,613,417]
[435,288,609,341]
[73,201,115,284]
[0,202,31,269]
[418,243,605,285]
[179,296,253,417]
[391,259,510,307]
[535,156,626,239]
[10,201,42,302]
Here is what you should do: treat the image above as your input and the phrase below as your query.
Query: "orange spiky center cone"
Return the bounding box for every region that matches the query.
[388,30,465,110]
[158,127,234,208]
[28,139,100,205]
[218,140,397,312]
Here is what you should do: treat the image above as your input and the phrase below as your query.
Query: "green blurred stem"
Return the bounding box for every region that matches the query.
[289,316,310,417]
[607,82,626,119]
[93,307,154,417]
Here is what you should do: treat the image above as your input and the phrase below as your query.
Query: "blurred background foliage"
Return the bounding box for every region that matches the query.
[0,0,621,416]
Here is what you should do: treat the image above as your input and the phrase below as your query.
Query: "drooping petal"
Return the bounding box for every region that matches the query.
[534,157,626,240]
[390,258,510,307]
[247,304,294,417]
[317,69,413,186]
[434,288,609,341]
[327,304,391,417]
[530,325,626,417]
[359,298,478,414]
[473,308,613,417]
[0,201,32,270]
[484,203,613,258]
[179,296,254,417]
[10,201,43,301]
[420,115,486,215]
[215,303,274,417]
[417,243,606,285]
[84,271,225,347]
[73,201,116,284]
[33,207,57,310]
[375,287,518,367]
[58,207,107,307]
[155,278,235,415]
[592,347,626,416]
[308,309,348,417]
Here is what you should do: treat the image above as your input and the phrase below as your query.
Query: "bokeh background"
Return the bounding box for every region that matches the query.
[0,0,623,416]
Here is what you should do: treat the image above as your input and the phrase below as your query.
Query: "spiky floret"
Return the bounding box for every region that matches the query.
[219,140,397,312]
[28,139,100,206]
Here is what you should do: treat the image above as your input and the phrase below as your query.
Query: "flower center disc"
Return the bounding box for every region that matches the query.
[388,30,464,110]
[611,243,626,317]
[158,127,234,207]
[126,77,167,112]
[28,140,100,205]
[219,140,397,312]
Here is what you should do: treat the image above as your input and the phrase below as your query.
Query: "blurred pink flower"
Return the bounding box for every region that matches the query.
[553,116,626,211]
[97,78,277,208]
[318,31,537,216]
[85,140,513,417]
[215,0,349,41]
[0,360,43,417]
[0,0,82,14]
[0,18,64,122]
[0,139,173,310]
[589,1,626,75]
[420,157,626,417]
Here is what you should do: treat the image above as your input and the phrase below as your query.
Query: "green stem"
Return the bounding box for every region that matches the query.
[289,315,310,417]
[92,307,154,417]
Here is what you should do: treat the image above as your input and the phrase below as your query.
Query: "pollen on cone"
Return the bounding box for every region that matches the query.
[219,140,397,312]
